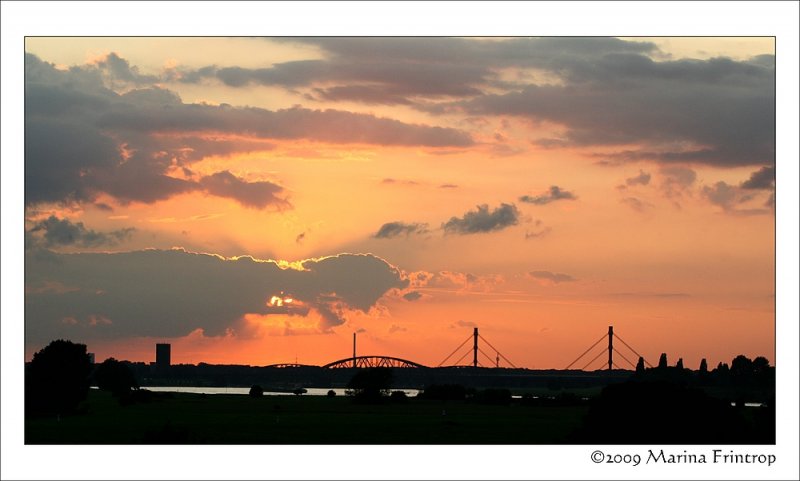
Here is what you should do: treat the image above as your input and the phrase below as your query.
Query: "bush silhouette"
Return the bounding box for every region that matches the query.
[327,389,337,397]
[347,368,392,402]
[94,358,139,398]
[249,385,263,397]
[572,380,754,443]
[390,390,408,402]
[26,339,92,415]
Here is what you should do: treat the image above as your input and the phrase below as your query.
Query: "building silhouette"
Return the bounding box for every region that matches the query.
[156,343,171,370]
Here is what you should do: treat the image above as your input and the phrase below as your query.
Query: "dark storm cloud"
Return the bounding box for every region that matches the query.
[199,171,290,209]
[315,39,770,168]
[282,37,657,67]
[764,192,775,209]
[702,182,738,211]
[312,85,414,105]
[25,249,408,344]
[519,186,577,205]
[94,52,159,85]
[28,216,135,248]
[24,53,472,208]
[96,103,473,147]
[528,271,576,283]
[176,53,488,105]
[373,222,430,239]
[181,37,657,105]
[701,181,770,215]
[442,203,519,235]
[460,53,774,167]
[740,166,775,190]
[25,117,122,205]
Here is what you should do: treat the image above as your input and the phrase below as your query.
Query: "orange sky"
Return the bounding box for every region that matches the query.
[23,37,776,369]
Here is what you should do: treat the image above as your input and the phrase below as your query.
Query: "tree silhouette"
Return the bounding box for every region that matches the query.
[676,358,684,370]
[752,356,770,374]
[658,353,668,369]
[730,354,754,378]
[347,368,393,402]
[26,339,92,415]
[94,358,138,397]
[635,357,645,374]
[572,380,755,443]
[699,358,708,373]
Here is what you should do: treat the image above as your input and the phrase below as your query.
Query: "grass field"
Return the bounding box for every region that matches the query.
[26,390,589,444]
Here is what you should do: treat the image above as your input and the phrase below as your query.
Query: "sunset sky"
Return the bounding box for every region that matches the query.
[23,37,776,369]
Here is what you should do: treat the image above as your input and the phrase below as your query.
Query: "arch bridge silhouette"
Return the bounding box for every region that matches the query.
[322,356,426,369]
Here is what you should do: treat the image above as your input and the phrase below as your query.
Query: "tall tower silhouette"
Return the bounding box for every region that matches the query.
[473,327,478,368]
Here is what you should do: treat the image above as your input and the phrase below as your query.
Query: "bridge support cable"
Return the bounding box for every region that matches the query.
[453,349,472,366]
[477,347,496,366]
[581,348,608,371]
[477,334,517,368]
[477,346,494,363]
[612,347,636,369]
[437,334,473,367]
[565,333,607,369]
[614,334,653,368]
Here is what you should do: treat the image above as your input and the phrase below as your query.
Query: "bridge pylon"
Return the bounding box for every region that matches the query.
[438,327,516,368]
[565,325,653,371]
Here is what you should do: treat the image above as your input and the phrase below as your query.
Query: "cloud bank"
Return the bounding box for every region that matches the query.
[24,53,472,209]
[442,203,520,235]
[27,216,135,248]
[519,186,577,205]
[373,222,430,239]
[25,249,408,344]
[528,270,576,284]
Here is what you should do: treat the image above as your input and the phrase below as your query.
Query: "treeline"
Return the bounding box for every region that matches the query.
[26,340,144,416]
[25,338,775,416]
[631,353,775,404]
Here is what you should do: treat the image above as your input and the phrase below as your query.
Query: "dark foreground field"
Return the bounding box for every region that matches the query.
[26,390,588,444]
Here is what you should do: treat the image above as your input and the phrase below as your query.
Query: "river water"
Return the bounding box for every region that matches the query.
[139,386,422,396]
